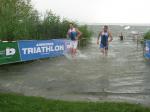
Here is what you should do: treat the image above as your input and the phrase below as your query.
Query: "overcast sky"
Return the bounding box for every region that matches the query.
[32,0,150,24]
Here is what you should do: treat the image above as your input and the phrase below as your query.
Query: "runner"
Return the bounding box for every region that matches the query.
[67,23,82,57]
[97,25,113,56]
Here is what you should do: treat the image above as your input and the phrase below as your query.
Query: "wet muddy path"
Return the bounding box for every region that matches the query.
[0,37,150,105]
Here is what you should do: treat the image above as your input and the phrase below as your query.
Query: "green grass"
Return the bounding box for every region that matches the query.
[0,93,150,112]
[144,31,150,40]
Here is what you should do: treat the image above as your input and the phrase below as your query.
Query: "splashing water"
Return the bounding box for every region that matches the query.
[64,49,88,60]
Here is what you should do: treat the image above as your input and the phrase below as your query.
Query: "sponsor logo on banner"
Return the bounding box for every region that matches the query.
[0,48,16,56]
[18,40,66,61]
[6,48,16,56]
[0,42,21,65]
[0,39,69,65]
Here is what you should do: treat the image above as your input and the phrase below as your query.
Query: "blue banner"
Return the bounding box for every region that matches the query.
[144,40,150,59]
[18,40,66,61]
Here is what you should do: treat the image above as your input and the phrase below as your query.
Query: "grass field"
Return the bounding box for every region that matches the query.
[0,93,150,112]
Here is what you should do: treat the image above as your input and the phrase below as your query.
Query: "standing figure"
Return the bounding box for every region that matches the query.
[67,23,82,57]
[119,32,124,41]
[97,25,113,56]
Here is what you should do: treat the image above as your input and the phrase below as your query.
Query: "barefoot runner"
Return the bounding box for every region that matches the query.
[67,23,82,57]
[97,25,113,56]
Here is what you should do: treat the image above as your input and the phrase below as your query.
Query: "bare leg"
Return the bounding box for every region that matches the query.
[74,49,77,55]
[71,48,76,58]
[104,49,108,56]
[101,48,105,55]
[70,48,74,57]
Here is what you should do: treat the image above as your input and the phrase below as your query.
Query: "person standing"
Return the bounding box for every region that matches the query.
[97,25,113,56]
[67,23,82,57]
[119,32,124,41]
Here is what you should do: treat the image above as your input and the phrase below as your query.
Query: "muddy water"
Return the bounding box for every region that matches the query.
[0,37,150,105]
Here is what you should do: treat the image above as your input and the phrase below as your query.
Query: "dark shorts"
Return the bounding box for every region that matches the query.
[100,43,108,50]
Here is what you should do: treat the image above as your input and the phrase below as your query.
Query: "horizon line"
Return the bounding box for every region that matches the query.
[79,22,150,26]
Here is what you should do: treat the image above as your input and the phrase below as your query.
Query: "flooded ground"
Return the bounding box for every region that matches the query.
[0,37,150,106]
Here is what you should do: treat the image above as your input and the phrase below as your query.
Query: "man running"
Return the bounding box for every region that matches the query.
[97,25,113,56]
[67,23,82,57]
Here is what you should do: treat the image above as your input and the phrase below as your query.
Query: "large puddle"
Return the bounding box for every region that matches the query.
[0,37,150,106]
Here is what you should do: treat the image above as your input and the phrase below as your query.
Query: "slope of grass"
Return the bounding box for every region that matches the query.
[0,93,150,112]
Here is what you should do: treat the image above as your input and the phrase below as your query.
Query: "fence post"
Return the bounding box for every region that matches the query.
[78,38,87,48]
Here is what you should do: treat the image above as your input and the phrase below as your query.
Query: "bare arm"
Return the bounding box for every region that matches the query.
[76,28,82,39]
[97,32,102,44]
[108,32,113,42]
